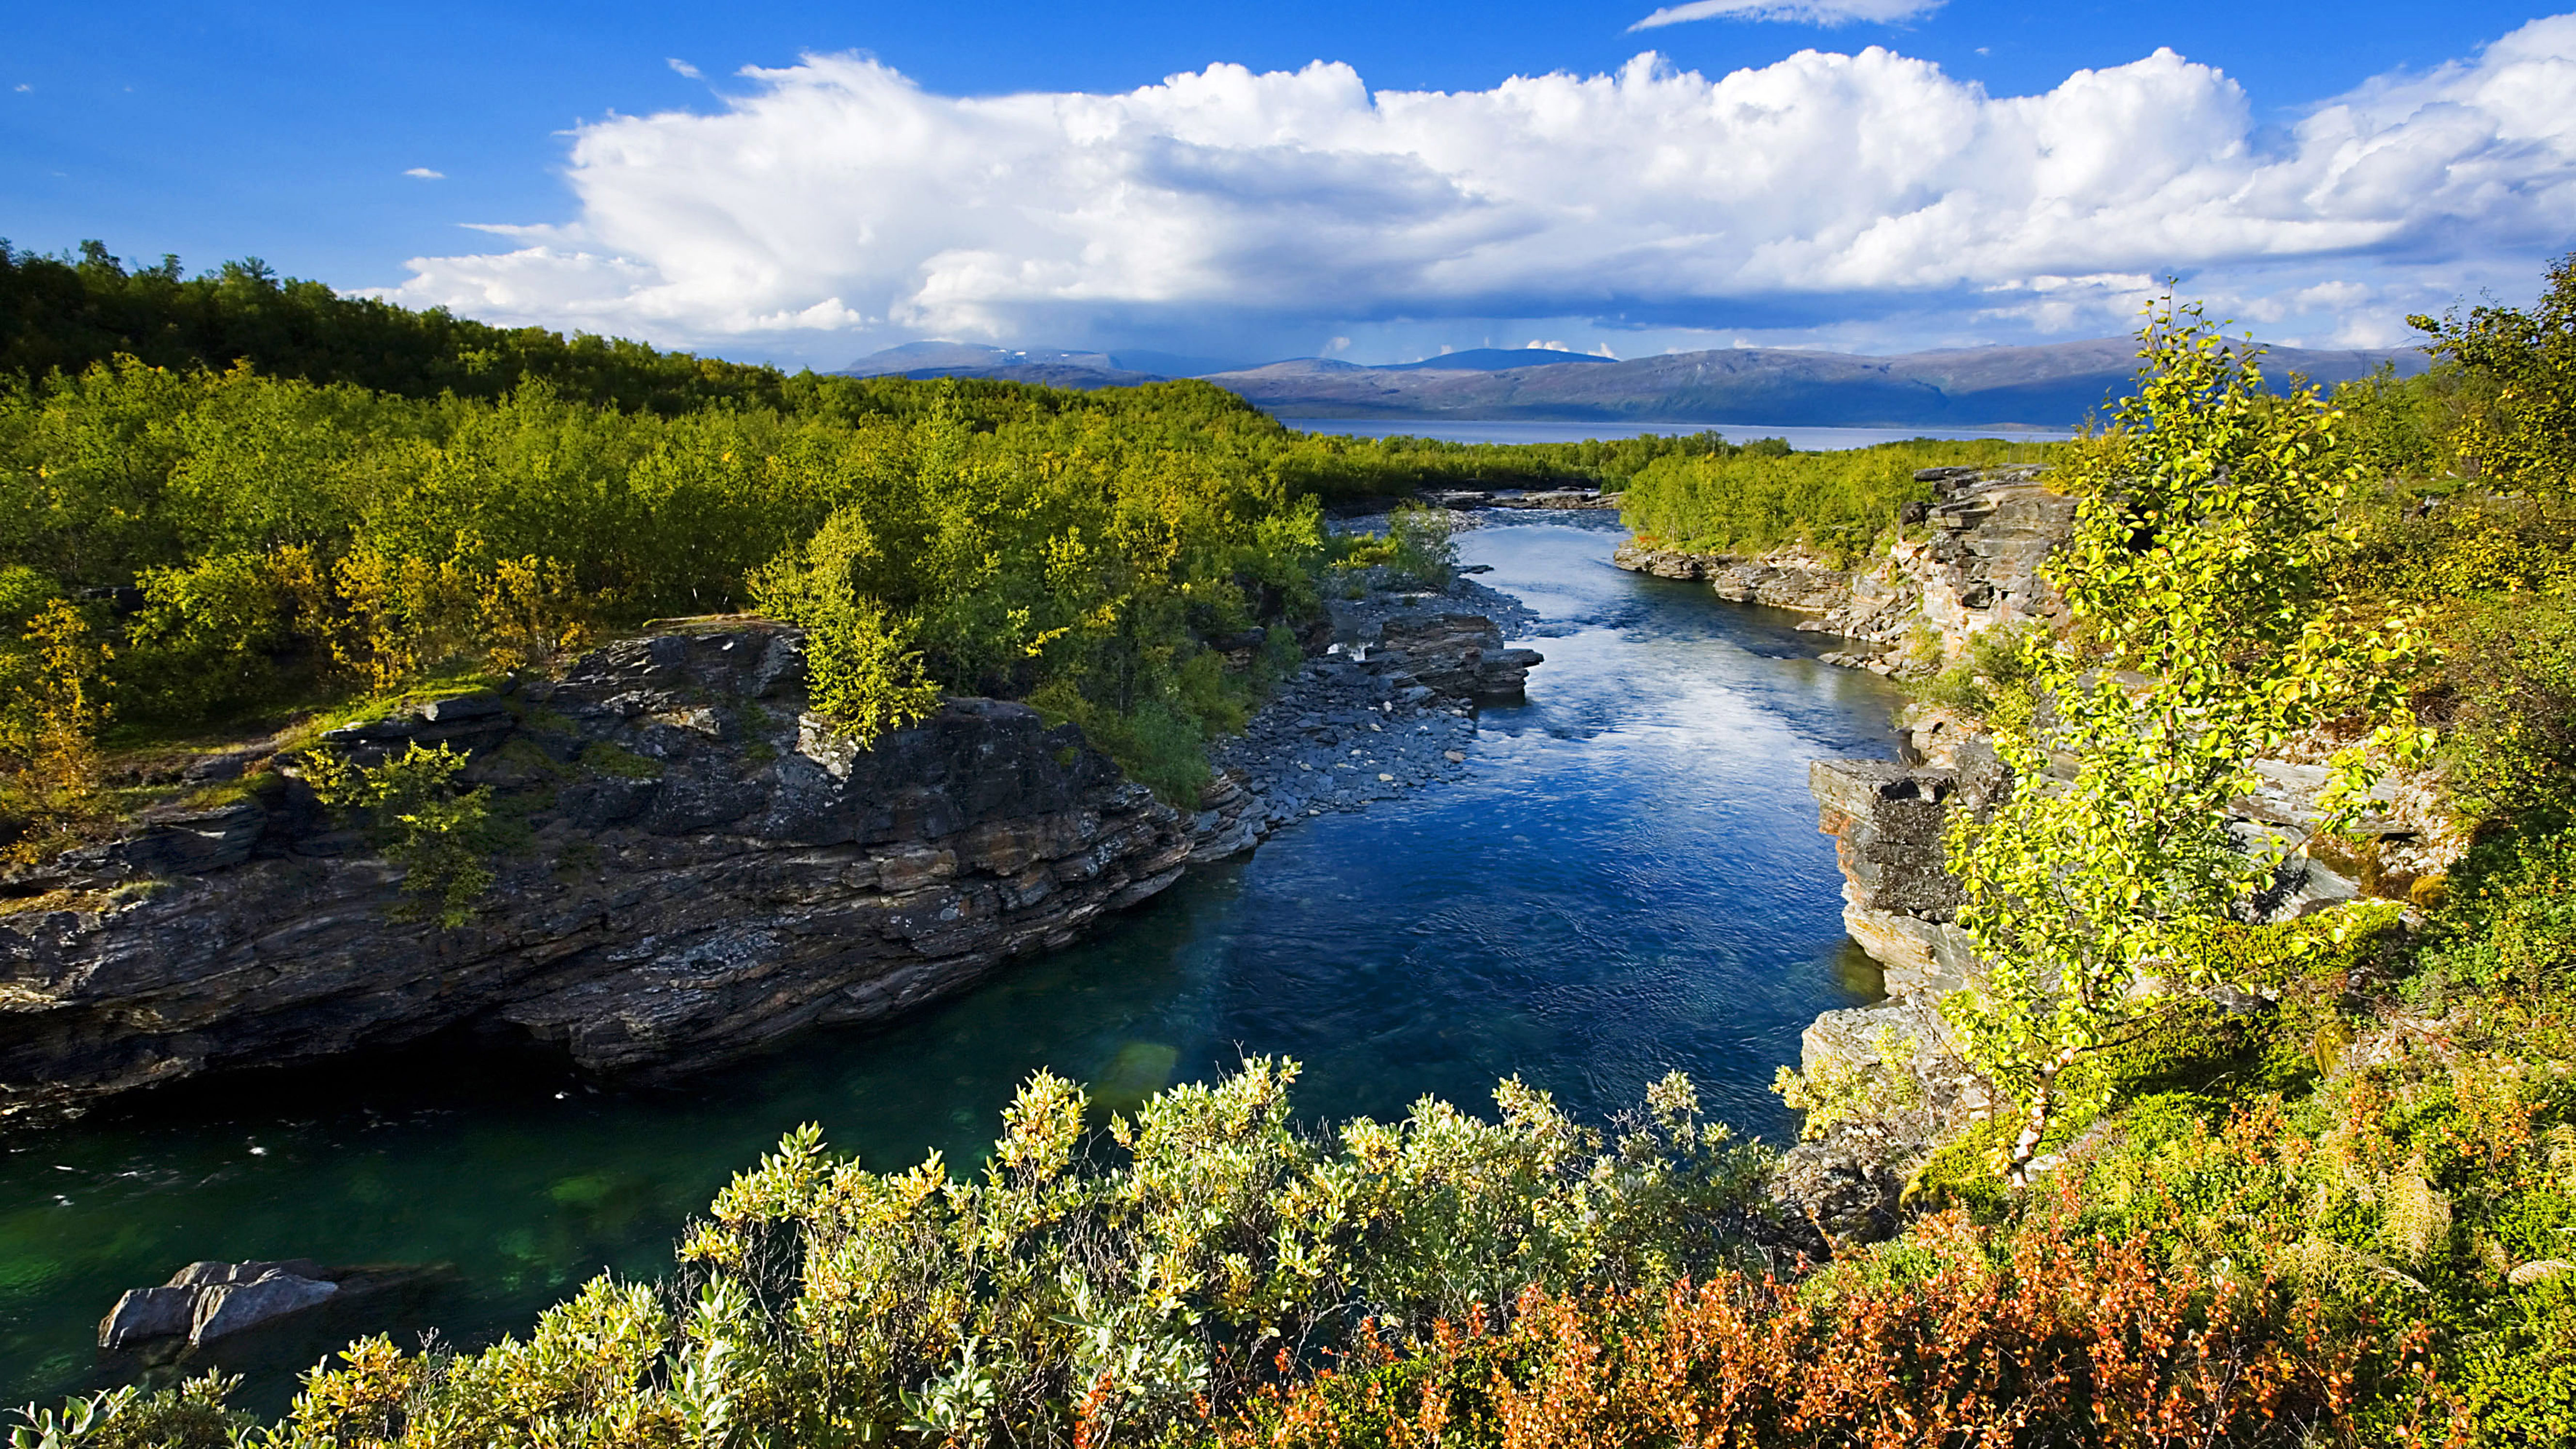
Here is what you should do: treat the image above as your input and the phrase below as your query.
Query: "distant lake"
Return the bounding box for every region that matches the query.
[1284,418,2077,450]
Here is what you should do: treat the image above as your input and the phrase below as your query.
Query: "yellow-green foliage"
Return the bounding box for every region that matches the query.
[302,742,494,926]
[1771,1023,1926,1143]
[1618,437,2053,564]
[4,1370,248,1449]
[0,599,113,829]
[2426,823,2576,991]
[1334,501,1459,592]
[752,523,944,749]
[2324,492,2576,836]
[2411,251,2576,500]
[1907,621,2045,732]
[2339,491,2576,605]
[0,251,1922,806]
[93,1062,1765,1449]
[2328,361,2464,483]
[2063,978,2576,1439]
[1945,303,2431,1186]
[0,357,1340,796]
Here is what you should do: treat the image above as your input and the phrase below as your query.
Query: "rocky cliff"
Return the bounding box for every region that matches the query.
[0,622,1219,1119]
[2,606,1538,1121]
[1613,466,2075,675]
[1793,709,2465,1202]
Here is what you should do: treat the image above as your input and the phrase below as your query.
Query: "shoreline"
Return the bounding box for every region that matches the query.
[1201,570,1541,838]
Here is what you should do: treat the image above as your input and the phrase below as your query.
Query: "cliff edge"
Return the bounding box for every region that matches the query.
[3,600,1540,1121]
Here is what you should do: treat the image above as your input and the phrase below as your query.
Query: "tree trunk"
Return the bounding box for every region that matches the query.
[2006,1043,2086,1188]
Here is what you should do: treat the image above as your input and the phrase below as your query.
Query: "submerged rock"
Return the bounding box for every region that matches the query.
[189,1273,339,1345]
[95,1287,193,1350]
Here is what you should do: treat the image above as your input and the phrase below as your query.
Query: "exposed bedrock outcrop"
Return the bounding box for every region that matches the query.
[1615,466,2076,675]
[1609,541,1852,614]
[1808,748,2003,1001]
[1792,710,2465,1204]
[2,608,1537,1120]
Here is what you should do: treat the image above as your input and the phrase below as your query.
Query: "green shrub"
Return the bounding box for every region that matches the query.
[124,550,294,720]
[241,1062,1770,1448]
[302,741,494,925]
[2410,249,2576,502]
[5,1371,248,1449]
[2431,593,2576,828]
[1908,621,2044,732]
[2424,823,2576,991]
[0,598,115,858]
[1386,501,1458,589]
[2328,360,2460,484]
[2337,492,2576,608]
[1027,681,1210,802]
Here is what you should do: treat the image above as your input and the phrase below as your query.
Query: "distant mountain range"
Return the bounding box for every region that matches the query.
[838,341,1244,387]
[838,338,2426,428]
[1376,347,1620,373]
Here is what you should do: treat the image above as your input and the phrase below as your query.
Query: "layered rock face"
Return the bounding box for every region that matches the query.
[0,623,1242,1118]
[1370,614,1544,701]
[1808,749,2002,1001]
[1812,469,2074,663]
[1613,467,2076,674]
[1609,541,1853,614]
[4,600,1543,1119]
[1775,748,2015,1225]
[1795,717,2458,1191]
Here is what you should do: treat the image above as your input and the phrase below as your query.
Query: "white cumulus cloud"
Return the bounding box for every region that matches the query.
[668,58,702,80]
[403,167,445,179]
[374,15,2576,363]
[1630,0,1943,30]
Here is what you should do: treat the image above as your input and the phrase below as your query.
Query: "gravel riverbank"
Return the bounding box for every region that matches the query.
[1205,567,1542,837]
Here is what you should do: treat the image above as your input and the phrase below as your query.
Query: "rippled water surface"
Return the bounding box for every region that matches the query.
[0,515,1902,1407]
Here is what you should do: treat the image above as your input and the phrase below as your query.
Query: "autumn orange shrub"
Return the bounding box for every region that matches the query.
[1218,1200,2459,1449]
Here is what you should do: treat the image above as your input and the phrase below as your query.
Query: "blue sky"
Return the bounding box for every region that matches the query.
[5,1,2573,368]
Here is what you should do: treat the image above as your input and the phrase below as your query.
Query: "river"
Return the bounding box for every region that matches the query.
[0,513,1904,1409]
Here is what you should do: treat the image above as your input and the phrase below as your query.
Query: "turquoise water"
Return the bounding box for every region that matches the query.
[0,514,1903,1409]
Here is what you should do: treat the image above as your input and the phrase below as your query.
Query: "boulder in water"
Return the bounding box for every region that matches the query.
[95,1286,193,1350]
[97,1258,342,1349]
